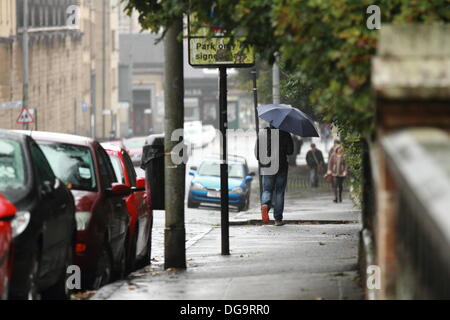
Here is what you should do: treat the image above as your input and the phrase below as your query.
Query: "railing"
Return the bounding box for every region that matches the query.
[380,127,450,299]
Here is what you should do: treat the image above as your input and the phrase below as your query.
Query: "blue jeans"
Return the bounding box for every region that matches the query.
[261,165,288,222]
[309,167,319,188]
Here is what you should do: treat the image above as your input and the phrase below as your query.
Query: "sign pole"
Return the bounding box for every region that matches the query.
[251,68,263,200]
[188,13,254,256]
[219,66,230,256]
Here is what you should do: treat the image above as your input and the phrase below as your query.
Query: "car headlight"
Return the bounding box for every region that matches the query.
[11,211,31,238]
[191,183,206,191]
[75,211,92,231]
[231,187,244,194]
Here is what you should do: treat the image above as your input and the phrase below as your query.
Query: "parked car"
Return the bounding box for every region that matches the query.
[123,136,147,166]
[0,130,76,300]
[106,140,125,149]
[21,131,131,290]
[188,155,255,211]
[0,194,15,300]
[201,124,217,146]
[184,121,204,149]
[101,143,153,272]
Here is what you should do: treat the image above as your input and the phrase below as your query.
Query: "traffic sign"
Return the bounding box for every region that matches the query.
[16,107,34,124]
[188,14,255,68]
[0,101,22,110]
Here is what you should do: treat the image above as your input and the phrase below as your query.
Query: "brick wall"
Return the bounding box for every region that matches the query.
[0,33,89,134]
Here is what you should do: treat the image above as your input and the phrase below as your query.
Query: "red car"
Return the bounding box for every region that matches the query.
[0,194,15,300]
[22,131,132,290]
[102,143,153,272]
[123,136,147,166]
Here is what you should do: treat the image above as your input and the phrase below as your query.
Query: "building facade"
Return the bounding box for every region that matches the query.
[118,33,255,137]
[0,0,119,140]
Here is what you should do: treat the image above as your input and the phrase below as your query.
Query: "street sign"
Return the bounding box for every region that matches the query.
[188,12,255,256]
[188,14,255,68]
[16,107,34,124]
[1,101,23,110]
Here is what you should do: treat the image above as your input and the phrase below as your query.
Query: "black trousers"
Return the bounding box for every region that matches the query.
[333,176,345,201]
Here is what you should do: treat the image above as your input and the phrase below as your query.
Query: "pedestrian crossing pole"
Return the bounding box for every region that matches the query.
[219,66,230,256]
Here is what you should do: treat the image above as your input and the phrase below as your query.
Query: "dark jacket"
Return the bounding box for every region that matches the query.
[306,149,324,169]
[255,127,294,169]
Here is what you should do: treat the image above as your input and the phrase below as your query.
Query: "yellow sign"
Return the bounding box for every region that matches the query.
[188,14,255,68]
[189,37,254,67]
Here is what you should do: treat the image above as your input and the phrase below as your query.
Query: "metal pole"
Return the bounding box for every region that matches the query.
[34,109,37,131]
[272,53,280,105]
[219,66,230,256]
[89,0,96,139]
[251,68,263,199]
[163,17,186,269]
[22,0,29,131]
[91,72,96,139]
[74,98,77,134]
[128,14,134,137]
[102,0,107,139]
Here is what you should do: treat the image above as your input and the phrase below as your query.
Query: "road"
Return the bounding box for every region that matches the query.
[134,131,333,261]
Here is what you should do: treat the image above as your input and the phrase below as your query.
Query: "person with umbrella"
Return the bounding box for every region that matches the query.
[255,104,319,225]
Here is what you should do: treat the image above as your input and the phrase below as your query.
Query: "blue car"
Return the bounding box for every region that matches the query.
[187,156,255,211]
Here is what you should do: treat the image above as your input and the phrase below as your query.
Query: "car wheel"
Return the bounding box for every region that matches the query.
[112,242,127,281]
[92,244,112,290]
[187,197,199,208]
[41,245,73,300]
[126,229,138,273]
[244,193,251,211]
[27,251,41,300]
[136,219,152,269]
[1,269,9,300]
[238,194,250,212]
[8,246,41,300]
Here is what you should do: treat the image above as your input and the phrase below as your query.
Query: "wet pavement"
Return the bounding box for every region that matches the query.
[91,189,363,300]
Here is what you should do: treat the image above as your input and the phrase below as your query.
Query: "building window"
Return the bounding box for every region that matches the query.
[16,0,79,29]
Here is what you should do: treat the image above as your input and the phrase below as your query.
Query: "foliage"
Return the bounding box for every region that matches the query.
[122,0,449,194]
[235,58,273,105]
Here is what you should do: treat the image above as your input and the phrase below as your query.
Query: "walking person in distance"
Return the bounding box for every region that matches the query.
[306,143,324,188]
[327,146,347,203]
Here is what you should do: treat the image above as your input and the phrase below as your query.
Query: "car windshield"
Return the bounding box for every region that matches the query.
[0,138,29,202]
[198,161,245,178]
[185,127,201,135]
[109,155,125,184]
[229,163,245,178]
[123,138,146,150]
[38,142,97,191]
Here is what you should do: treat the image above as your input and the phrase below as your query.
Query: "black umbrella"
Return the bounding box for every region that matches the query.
[257,104,319,137]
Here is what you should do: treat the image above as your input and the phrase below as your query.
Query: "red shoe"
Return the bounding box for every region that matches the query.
[261,204,270,224]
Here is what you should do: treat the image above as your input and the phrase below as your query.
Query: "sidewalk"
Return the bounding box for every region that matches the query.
[91,190,363,300]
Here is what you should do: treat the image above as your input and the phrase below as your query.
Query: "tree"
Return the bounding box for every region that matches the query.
[122,0,449,195]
